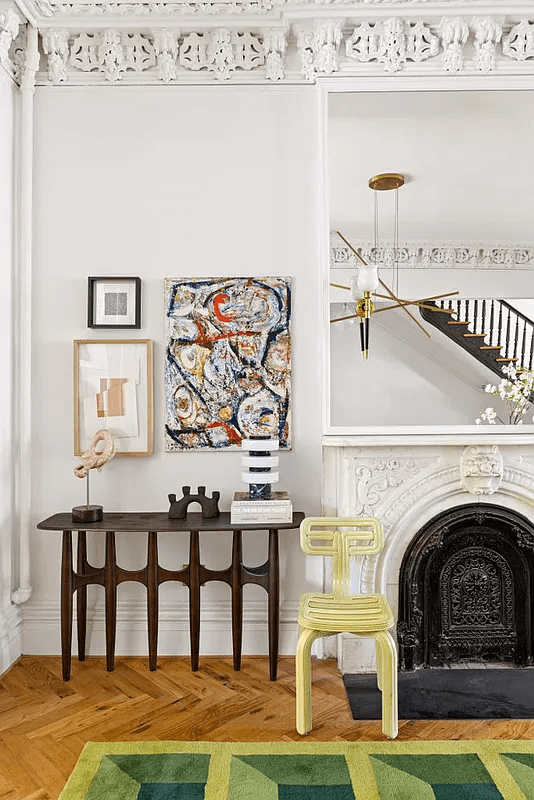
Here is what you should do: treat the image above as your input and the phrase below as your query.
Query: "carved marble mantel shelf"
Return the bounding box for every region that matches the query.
[323,427,534,447]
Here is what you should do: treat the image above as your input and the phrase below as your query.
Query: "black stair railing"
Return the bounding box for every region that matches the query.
[432,298,534,372]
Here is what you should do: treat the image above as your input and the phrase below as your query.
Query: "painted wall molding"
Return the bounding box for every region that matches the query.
[21,598,300,656]
[330,235,534,271]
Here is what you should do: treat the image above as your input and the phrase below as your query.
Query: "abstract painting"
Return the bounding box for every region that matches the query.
[164,277,291,451]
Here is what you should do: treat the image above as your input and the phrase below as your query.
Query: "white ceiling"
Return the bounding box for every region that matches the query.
[328,90,534,246]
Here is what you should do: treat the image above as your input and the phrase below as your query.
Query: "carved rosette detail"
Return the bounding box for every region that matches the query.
[503,20,534,62]
[460,445,504,496]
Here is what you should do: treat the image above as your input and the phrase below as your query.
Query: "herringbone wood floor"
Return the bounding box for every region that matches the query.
[2,656,534,799]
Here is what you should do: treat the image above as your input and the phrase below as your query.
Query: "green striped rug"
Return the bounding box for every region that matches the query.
[60,740,534,799]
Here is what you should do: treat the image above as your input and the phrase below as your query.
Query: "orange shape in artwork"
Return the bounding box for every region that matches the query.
[96,378,128,418]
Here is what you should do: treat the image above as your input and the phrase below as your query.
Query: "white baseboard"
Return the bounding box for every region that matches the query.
[22,599,300,658]
[0,604,22,676]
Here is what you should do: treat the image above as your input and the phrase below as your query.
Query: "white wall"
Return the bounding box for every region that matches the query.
[0,67,21,673]
[25,85,324,658]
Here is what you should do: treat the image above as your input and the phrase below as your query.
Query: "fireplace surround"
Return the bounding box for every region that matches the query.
[323,437,534,673]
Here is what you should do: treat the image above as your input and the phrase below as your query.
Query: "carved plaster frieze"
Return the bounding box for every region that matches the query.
[460,445,504,495]
[330,236,534,271]
[25,14,534,85]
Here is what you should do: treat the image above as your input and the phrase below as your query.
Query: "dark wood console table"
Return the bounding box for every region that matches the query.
[37,511,304,682]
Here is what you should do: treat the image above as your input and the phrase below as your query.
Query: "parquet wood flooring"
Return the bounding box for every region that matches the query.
[1,655,534,799]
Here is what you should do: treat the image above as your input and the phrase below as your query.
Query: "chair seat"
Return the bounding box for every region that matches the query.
[298,592,394,633]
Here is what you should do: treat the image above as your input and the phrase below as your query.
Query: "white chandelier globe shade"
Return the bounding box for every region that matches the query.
[352,265,379,295]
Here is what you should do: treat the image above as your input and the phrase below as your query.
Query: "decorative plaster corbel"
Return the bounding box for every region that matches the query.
[472,16,502,72]
[153,29,180,83]
[460,445,504,495]
[99,28,126,82]
[261,27,286,81]
[346,17,438,74]
[438,16,468,72]
[0,8,20,63]
[296,19,344,82]
[42,29,70,83]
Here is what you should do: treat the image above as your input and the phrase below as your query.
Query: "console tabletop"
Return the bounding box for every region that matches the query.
[37,511,305,682]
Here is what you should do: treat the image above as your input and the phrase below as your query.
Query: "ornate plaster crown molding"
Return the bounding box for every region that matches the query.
[330,236,534,270]
[4,0,534,85]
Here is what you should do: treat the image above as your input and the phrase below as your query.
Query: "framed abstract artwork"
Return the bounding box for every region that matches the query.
[164,277,291,451]
[74,339,153,456]
[87,277,141,329]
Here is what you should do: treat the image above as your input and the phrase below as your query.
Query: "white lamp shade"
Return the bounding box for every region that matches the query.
[357,264,379,293]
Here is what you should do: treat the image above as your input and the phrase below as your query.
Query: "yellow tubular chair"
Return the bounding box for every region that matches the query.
[296,516,398,739]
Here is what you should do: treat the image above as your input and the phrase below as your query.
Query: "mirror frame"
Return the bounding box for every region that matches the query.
[319,78,534,444]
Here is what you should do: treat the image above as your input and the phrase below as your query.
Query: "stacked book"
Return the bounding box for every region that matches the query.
[230,491,293,524]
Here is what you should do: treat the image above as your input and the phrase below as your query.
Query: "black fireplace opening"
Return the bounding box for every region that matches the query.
[397,503,534,671]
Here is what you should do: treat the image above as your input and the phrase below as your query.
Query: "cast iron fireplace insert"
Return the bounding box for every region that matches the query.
[397,503,534,671]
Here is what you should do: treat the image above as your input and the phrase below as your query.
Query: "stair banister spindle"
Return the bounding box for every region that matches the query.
[505,307,512,359]
[481,300,486,339]
[473,299,479,334]
[465,300,470,330]
[521,320,527,370]
[489,300,495,346]
[498,303,503,352]
[512,309,519,361]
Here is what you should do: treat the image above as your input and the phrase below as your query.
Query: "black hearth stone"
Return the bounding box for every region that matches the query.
[343,669,534,720]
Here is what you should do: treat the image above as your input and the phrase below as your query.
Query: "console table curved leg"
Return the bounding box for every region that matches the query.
[76,531,87,662]
[105,531,117,672]
[61,530,74,681]
[189,530,200,671]
[232,530,243,671]
[268,529,280,681]
[147,532,159,672]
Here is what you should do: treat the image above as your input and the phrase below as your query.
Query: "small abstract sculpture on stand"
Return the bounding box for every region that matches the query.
[72,429,116,523]
[168,486,220,519]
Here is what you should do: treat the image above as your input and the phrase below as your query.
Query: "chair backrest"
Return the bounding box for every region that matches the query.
[300,516,384,599]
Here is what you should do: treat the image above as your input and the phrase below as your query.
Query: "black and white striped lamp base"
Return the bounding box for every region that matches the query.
[241,436,279,500]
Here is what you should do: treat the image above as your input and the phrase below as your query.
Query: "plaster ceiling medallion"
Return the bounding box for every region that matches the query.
[330,173,459,359]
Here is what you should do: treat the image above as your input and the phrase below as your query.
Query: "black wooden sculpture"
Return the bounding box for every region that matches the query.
[168,486,220,519]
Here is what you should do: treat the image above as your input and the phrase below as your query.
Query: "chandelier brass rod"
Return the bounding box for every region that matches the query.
[373,290,459,304]
[335,230,369,267]
[330,282,351,290]
[378,278,430,338]
[330,313,359,324]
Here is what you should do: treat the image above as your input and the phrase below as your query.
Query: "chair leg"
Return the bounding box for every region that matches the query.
[295,627,322,735]
[375,636,382,691]
[375,630,398,740]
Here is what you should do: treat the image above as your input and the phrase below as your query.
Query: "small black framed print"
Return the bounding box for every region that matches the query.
[88,277,141,329]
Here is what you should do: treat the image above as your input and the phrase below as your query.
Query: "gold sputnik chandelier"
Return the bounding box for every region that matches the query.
[331,173,459,359]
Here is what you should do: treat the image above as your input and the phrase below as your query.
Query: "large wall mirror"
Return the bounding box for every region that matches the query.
[326,88,534,434]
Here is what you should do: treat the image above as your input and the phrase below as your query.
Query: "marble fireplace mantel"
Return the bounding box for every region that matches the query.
[322,433,534,673]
